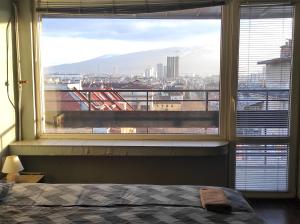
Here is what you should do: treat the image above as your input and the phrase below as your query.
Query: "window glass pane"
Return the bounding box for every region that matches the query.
[235,4,294,193]
[237,5,294,137]
[41,6,221,134]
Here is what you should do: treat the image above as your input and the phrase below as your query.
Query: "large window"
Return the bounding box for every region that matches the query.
[40,7,222,135]
[35,0,299,193]
[235,4,294,192]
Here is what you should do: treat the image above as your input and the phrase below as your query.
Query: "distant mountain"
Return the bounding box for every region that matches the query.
[45,47,219,76]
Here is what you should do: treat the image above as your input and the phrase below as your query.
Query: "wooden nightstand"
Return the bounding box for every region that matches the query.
[2,173,45,183]
[15,174,44,183]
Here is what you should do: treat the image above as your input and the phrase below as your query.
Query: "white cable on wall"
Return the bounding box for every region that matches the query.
[5,10,15,109]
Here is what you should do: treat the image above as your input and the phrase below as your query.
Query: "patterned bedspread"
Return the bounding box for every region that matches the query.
[0,183,265,224]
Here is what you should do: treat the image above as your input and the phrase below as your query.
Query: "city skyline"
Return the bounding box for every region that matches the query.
[44,47,221,77]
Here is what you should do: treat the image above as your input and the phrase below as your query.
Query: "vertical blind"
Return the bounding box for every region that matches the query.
[36,0,226,14]
[237,5,294,137]
[235,4,294,192]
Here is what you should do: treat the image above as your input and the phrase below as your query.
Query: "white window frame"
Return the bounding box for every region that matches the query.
[228,1,300,198]
[34,5,228,141]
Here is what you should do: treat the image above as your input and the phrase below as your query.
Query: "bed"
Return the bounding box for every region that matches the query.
[0,183,264,223]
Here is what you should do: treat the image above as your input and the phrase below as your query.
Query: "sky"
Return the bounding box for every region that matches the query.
[239,18,293,76]
[41,18,221,66]
[41,17,293,78]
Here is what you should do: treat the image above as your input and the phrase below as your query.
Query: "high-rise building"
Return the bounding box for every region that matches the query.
[164,65,167,79]
[167,56,179,79]
[145,66,155,78]
[156,63,164,80]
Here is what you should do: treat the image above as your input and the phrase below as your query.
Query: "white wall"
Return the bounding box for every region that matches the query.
[0,0,16,167]
[265,62,291,89]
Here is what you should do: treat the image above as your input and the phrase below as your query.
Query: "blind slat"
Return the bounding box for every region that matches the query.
[236,5,294,138]
[235,4,293,193]
[240,0,296,5]
[36,0,225,15]
[235,144,289,192]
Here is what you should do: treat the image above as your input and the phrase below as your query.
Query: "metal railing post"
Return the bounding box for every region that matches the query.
[206,91,209,112]
[146,91,149,111]
[88,91,91,111]
[266,90,269,110]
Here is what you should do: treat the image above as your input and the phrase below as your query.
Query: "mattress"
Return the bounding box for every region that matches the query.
[0,183,265,223]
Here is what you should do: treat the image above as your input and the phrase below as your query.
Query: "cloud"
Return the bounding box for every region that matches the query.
[41,18,221,68]
[42,18,220,41]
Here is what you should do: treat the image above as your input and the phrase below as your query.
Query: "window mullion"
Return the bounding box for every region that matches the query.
[221,0,240,188]
[290,1,300,198]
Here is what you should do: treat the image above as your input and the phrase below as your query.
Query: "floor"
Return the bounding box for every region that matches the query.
[248,199,300,224]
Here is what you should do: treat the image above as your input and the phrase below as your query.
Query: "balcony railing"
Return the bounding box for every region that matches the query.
[237,89,289,130]
[44,89,219,129]
[45,89,220,111]
[44,88,289,130]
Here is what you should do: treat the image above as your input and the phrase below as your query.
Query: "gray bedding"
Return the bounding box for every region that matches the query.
[0,183,265,223]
